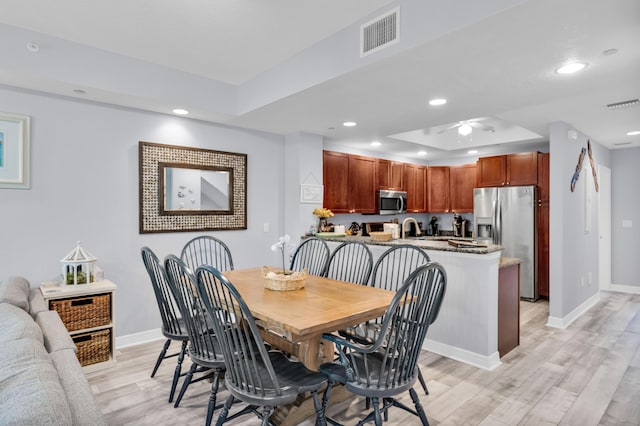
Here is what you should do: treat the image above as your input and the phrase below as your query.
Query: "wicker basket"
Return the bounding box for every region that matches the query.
[262,266,308,291]
[50,293,111,332]
[369,231,392,241]
[72,329,111,366]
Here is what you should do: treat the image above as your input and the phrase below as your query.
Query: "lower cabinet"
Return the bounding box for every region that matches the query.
[498,261,520,357]
[42,280,117,372]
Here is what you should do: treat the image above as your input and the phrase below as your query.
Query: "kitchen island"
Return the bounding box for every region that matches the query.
[316,235,507,370]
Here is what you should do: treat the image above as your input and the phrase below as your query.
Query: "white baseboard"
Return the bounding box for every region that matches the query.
[546,292,600,329]
[115,328,163,349]
[607,283,640,295]
[423,339,501,371]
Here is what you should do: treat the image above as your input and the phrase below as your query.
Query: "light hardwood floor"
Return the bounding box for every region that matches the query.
[88,292,640,425]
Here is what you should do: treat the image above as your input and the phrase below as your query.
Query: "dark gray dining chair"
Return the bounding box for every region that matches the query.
[140,247,189,403]
[195,265,329,426]
[164,255,226,426]
[289,237,330,276]
[323,241,373,285]
[181,235,234,272]
[320,262,447,426]
[349,244,432,395]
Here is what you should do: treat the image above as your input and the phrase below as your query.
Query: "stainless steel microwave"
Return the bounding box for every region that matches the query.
[377,190,407,215]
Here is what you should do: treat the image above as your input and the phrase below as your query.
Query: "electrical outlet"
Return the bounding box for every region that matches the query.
[263,222,270,233]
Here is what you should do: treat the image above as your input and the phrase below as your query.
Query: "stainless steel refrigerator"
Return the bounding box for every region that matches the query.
[474,185,537,300]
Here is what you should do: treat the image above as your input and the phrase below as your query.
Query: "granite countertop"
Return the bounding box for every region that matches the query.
[499,257,521,268]
[313,234,502,254]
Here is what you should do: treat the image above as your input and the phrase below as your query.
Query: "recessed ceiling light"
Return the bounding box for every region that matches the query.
[173,108,189,115]
[26,42,40,52]
[370,141,381,147]
[555,62,588,74]
[428,98,447,106]
[417,151,427,156]
[627,131,640,136]
[343,121,357,127]
[467,150,478,154]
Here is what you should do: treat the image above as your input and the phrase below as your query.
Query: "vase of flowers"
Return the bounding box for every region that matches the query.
[264,235,307,291]
[313,207,334,232]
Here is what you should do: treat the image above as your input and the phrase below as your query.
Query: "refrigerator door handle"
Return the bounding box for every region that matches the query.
[494,190,501,245]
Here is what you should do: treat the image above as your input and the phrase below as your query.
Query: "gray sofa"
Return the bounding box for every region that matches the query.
[0,276,106,425]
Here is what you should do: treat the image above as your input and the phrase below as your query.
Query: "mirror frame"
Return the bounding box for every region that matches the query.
[139,141,247,233]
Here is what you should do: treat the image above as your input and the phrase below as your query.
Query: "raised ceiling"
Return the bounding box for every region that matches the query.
[0,0,638,162]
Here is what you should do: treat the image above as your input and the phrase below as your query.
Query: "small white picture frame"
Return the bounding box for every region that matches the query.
[300,184,323,203]
[0,112,30,189]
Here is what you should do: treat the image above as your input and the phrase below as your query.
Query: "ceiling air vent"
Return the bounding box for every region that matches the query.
[361,7,399,57]
[606,99,639,109]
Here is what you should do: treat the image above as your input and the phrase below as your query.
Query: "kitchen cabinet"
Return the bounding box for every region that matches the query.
[498,261,520,357]
[449,164,477,213]
[477,152,538,187]
[348,154,377,213]
[426,166,450,213]
[376,159,404,190]
[322,151,377,214]
[322,151,350,213]
[537,152,550,297]
[404,163,427,213]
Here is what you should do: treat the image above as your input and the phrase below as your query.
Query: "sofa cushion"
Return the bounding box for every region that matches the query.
[0,302,44,344]
[0,275,31,312]
[36,310,77,353]
[50,350,107,426]
[0,338,73,425]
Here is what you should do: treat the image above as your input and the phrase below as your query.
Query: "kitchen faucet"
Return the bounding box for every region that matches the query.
[401,217,422,239]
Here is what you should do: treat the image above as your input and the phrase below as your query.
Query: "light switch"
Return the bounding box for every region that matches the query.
[622,220,632,228]
[263,222,270,232]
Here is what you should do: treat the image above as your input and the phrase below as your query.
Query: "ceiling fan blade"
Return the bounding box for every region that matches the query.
[469,122,495,132]
[437,122,461,134]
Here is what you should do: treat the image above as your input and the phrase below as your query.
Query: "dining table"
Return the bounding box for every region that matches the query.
[222,266,396,371]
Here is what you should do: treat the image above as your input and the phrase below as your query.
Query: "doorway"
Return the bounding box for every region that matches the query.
[598,165,611,290]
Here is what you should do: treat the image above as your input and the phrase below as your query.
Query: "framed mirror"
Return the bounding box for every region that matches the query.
[139,141,247,233]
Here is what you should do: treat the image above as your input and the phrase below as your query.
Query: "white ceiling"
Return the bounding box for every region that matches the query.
[1,0,638,162]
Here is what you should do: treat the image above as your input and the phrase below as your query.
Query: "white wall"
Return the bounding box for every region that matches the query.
[0,86,288,337]
[610,147,640,288]
[549,122,610,323]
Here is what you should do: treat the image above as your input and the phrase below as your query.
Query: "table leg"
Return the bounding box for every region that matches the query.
[298,336,335,371]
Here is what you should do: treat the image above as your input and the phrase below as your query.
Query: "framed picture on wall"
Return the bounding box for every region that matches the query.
[0,112,30,189]
[300,184,323,203]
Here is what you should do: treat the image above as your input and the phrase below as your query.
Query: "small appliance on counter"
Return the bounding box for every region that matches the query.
[361,222,384,237]
[428,216,439,236]
[383,223,400,239]
[453,214,470,238]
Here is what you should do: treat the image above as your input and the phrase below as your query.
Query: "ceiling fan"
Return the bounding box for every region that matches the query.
[437,118,495,135]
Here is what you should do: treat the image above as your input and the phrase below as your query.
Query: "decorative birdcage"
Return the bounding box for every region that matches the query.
[61,241,97,285]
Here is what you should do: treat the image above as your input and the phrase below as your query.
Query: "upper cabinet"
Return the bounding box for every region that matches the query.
[323,151,350,213]
[404,164,427,213]
[376,159,404,190]
[322,151,377,214]
[449,164,477,213]
[348,154,377,214]
[426,166,450,213]
[477,152,538,187]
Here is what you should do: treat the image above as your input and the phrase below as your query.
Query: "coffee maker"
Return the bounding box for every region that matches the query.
[453,214,469,238]
[428,216,438,236]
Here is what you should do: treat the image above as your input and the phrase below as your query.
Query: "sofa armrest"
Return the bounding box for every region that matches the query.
[29,288,48,319]
[36,311,77,353]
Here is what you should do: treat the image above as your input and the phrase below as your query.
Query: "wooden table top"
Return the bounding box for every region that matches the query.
[222,267,395,341]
